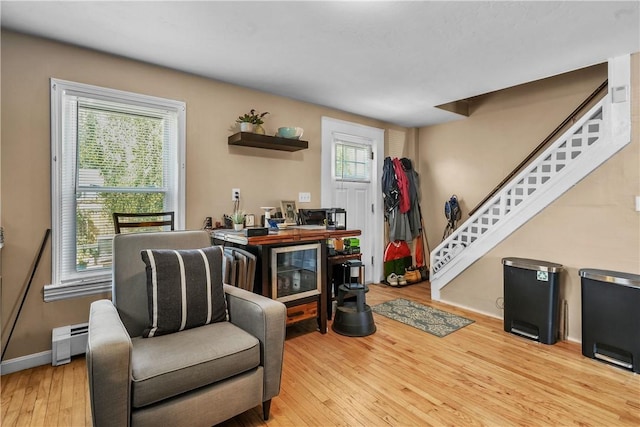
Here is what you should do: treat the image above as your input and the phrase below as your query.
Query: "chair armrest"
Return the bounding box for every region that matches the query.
[87,299,132,427]
[224,284,286,402]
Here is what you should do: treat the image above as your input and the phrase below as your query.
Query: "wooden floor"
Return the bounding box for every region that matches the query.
[2,281,639,426]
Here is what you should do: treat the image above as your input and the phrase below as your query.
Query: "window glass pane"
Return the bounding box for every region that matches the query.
[342,146,351,161]
[78,106,164,189]
[75,190,165,272]
[344,162,354,177]
[76,190,112,272]
[333,140,370,182]
[335,144,343,178]
[74,104,169,274]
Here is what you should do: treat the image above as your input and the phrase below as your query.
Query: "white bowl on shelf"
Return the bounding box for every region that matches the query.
[276,127,304,139]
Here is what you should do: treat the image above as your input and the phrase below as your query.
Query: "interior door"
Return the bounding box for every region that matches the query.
[321,117,384,284]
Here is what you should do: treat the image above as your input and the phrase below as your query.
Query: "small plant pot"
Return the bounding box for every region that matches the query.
[233,223,244,231]
[239,122,254,132]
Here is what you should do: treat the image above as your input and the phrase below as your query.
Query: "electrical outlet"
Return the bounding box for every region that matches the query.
[232,188,240,201]
[298,192,311,203]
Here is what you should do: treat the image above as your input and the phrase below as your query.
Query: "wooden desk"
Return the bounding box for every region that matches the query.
[212,227,361,333]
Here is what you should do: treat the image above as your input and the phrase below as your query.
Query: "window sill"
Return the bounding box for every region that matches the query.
[44,279,112,302]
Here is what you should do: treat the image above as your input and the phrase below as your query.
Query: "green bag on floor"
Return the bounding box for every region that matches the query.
[383,241,412,278]
[384,256,413,278]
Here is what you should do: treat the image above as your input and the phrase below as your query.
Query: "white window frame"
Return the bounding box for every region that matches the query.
[333,136,372,183]
[45,78,186,301]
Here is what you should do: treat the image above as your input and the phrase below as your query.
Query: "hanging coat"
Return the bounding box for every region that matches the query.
[400,157,422,239]
[392,157,410,214]
[381,157,399,219]
[382,156,416,242]
[388,208,413,243]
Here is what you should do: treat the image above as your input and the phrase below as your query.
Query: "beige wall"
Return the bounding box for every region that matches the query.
[3,29,634,360]
[0,30,410,359]
[419,55,640,341]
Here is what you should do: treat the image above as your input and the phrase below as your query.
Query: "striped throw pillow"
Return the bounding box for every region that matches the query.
[140,246,227,338]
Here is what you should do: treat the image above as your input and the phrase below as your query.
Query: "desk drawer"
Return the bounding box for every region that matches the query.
[286,302,318,325]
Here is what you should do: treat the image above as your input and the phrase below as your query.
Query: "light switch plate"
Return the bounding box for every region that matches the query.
[298,192,311,203]
[635,196,640,212]
[612,85,628,104]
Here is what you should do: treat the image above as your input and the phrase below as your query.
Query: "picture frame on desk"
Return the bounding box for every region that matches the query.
[280,200,297,224]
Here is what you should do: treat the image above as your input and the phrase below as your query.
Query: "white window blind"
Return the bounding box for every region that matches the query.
[46,79,185,301]
[333,134,371,182]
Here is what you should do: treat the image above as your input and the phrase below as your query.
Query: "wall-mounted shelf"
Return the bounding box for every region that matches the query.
[228,132,308,152]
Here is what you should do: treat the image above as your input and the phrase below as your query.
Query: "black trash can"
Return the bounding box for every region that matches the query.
[502,257,563,344]
[580,269,640,373]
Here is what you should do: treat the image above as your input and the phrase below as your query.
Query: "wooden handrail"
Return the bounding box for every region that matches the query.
[468,80,608,217]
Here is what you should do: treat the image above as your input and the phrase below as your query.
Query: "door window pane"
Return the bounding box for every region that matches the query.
[334,141,370,182]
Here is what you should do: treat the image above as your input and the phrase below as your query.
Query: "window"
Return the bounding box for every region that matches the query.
[333,135,371,182]
[46,79,185,301]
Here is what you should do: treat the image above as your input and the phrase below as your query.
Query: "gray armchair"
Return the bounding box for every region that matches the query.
[86,230,286,427]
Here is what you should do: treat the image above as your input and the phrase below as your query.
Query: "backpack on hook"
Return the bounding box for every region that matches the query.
[442,195,461,241]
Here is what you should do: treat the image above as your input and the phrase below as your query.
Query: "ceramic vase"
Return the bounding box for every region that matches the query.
[239,122,254,132]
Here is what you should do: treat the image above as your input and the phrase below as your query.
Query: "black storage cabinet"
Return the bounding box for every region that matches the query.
[580,269,640,373]
[502,257,563,344]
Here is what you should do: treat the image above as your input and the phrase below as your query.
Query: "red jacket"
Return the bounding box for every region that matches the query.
[392,157,410,213]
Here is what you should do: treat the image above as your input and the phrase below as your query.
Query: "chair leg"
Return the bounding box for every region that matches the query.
[262,399,272,420]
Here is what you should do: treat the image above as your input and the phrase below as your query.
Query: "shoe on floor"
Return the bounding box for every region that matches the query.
[386,273,399,286]
[397,274,407,286]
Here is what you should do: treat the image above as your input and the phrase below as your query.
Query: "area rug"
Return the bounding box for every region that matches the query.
[371,298,474,337]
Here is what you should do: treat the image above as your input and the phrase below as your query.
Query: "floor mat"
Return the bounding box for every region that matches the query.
[371,298,474,337]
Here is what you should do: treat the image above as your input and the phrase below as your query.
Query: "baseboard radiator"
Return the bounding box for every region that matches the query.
[52,323,88,366]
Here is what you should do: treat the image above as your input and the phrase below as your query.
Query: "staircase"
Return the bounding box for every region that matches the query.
[429,55,632,300]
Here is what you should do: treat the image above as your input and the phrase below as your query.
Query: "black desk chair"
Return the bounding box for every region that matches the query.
[113,212,175,234]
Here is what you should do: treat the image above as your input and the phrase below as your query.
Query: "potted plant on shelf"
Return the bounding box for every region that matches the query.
[230,210,246,231]
[236,109,269,133]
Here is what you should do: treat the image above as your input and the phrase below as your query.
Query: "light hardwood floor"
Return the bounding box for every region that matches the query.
[2,281,639,426]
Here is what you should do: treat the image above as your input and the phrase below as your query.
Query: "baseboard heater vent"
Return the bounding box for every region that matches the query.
[52,323,88,366]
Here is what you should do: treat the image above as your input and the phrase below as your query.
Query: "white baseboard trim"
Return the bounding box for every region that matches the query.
[566,335,581,344]
[438,298,503,321]
[1,350,52,375]
[438,298,583,345]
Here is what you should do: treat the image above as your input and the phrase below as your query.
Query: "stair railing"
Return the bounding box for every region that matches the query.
[431,100,606,288]
[468,80,608,217]
[429,54,632,300]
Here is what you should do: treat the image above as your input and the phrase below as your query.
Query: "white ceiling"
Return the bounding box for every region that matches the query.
[2,1,639,127]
